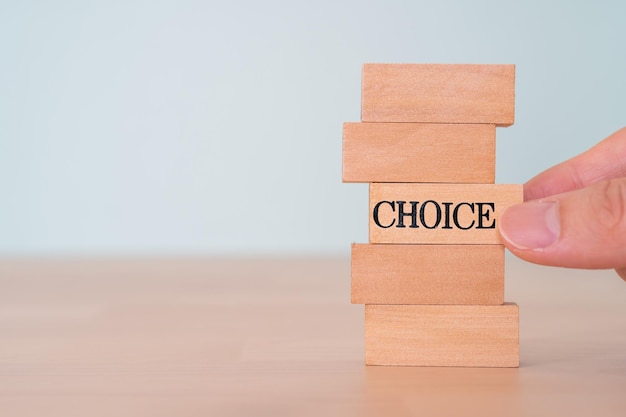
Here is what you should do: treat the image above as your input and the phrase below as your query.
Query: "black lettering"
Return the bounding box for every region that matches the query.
[373,200,395,228]
[397,201,419,228]
[476,202,496,229]
[441,202,453,229]
[452,202,475,230]
[420,200,442,229]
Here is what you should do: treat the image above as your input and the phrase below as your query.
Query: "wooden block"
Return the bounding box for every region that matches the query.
[342,123,495,183]
[361,64,515,126]
[369,183,522,244]
[351,243,503,305]
[365,303,519,367]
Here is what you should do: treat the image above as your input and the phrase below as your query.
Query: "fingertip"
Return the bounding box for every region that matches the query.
[498,201,560,251]
[615,268,626,282]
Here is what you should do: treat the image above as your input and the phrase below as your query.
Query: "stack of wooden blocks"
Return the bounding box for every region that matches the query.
[343,64,523,367]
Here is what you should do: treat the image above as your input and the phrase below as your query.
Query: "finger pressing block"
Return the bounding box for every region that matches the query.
[369,183,523,244]
[365,304,519,367]
[361,63,515,126]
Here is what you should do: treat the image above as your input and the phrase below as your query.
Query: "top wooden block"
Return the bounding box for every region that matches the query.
[361,64,515,126]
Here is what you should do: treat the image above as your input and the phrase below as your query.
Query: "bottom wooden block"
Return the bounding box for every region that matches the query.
[365,303,519,368]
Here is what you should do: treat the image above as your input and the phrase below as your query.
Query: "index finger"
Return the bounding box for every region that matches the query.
[525,127,626,201]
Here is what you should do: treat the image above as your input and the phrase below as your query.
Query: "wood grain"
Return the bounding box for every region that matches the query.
[351,243,503,305]
[369,183,522,244]
[365,303,519,367]
[342,122,496,183]
[361,63,515,126]
[2,258,626,415]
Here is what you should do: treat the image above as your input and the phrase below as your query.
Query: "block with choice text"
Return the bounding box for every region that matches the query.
[351,243,504,305]
[343,122,496,183]
[369,183,523,244]
[365,303,519,367]
[361,63,515,126]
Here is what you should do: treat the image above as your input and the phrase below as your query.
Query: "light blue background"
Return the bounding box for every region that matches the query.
[1,1,624,255]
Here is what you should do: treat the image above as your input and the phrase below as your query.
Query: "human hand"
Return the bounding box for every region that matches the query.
[498,127,626,281]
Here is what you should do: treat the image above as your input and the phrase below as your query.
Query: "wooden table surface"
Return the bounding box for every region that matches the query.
[1,256,625,416]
